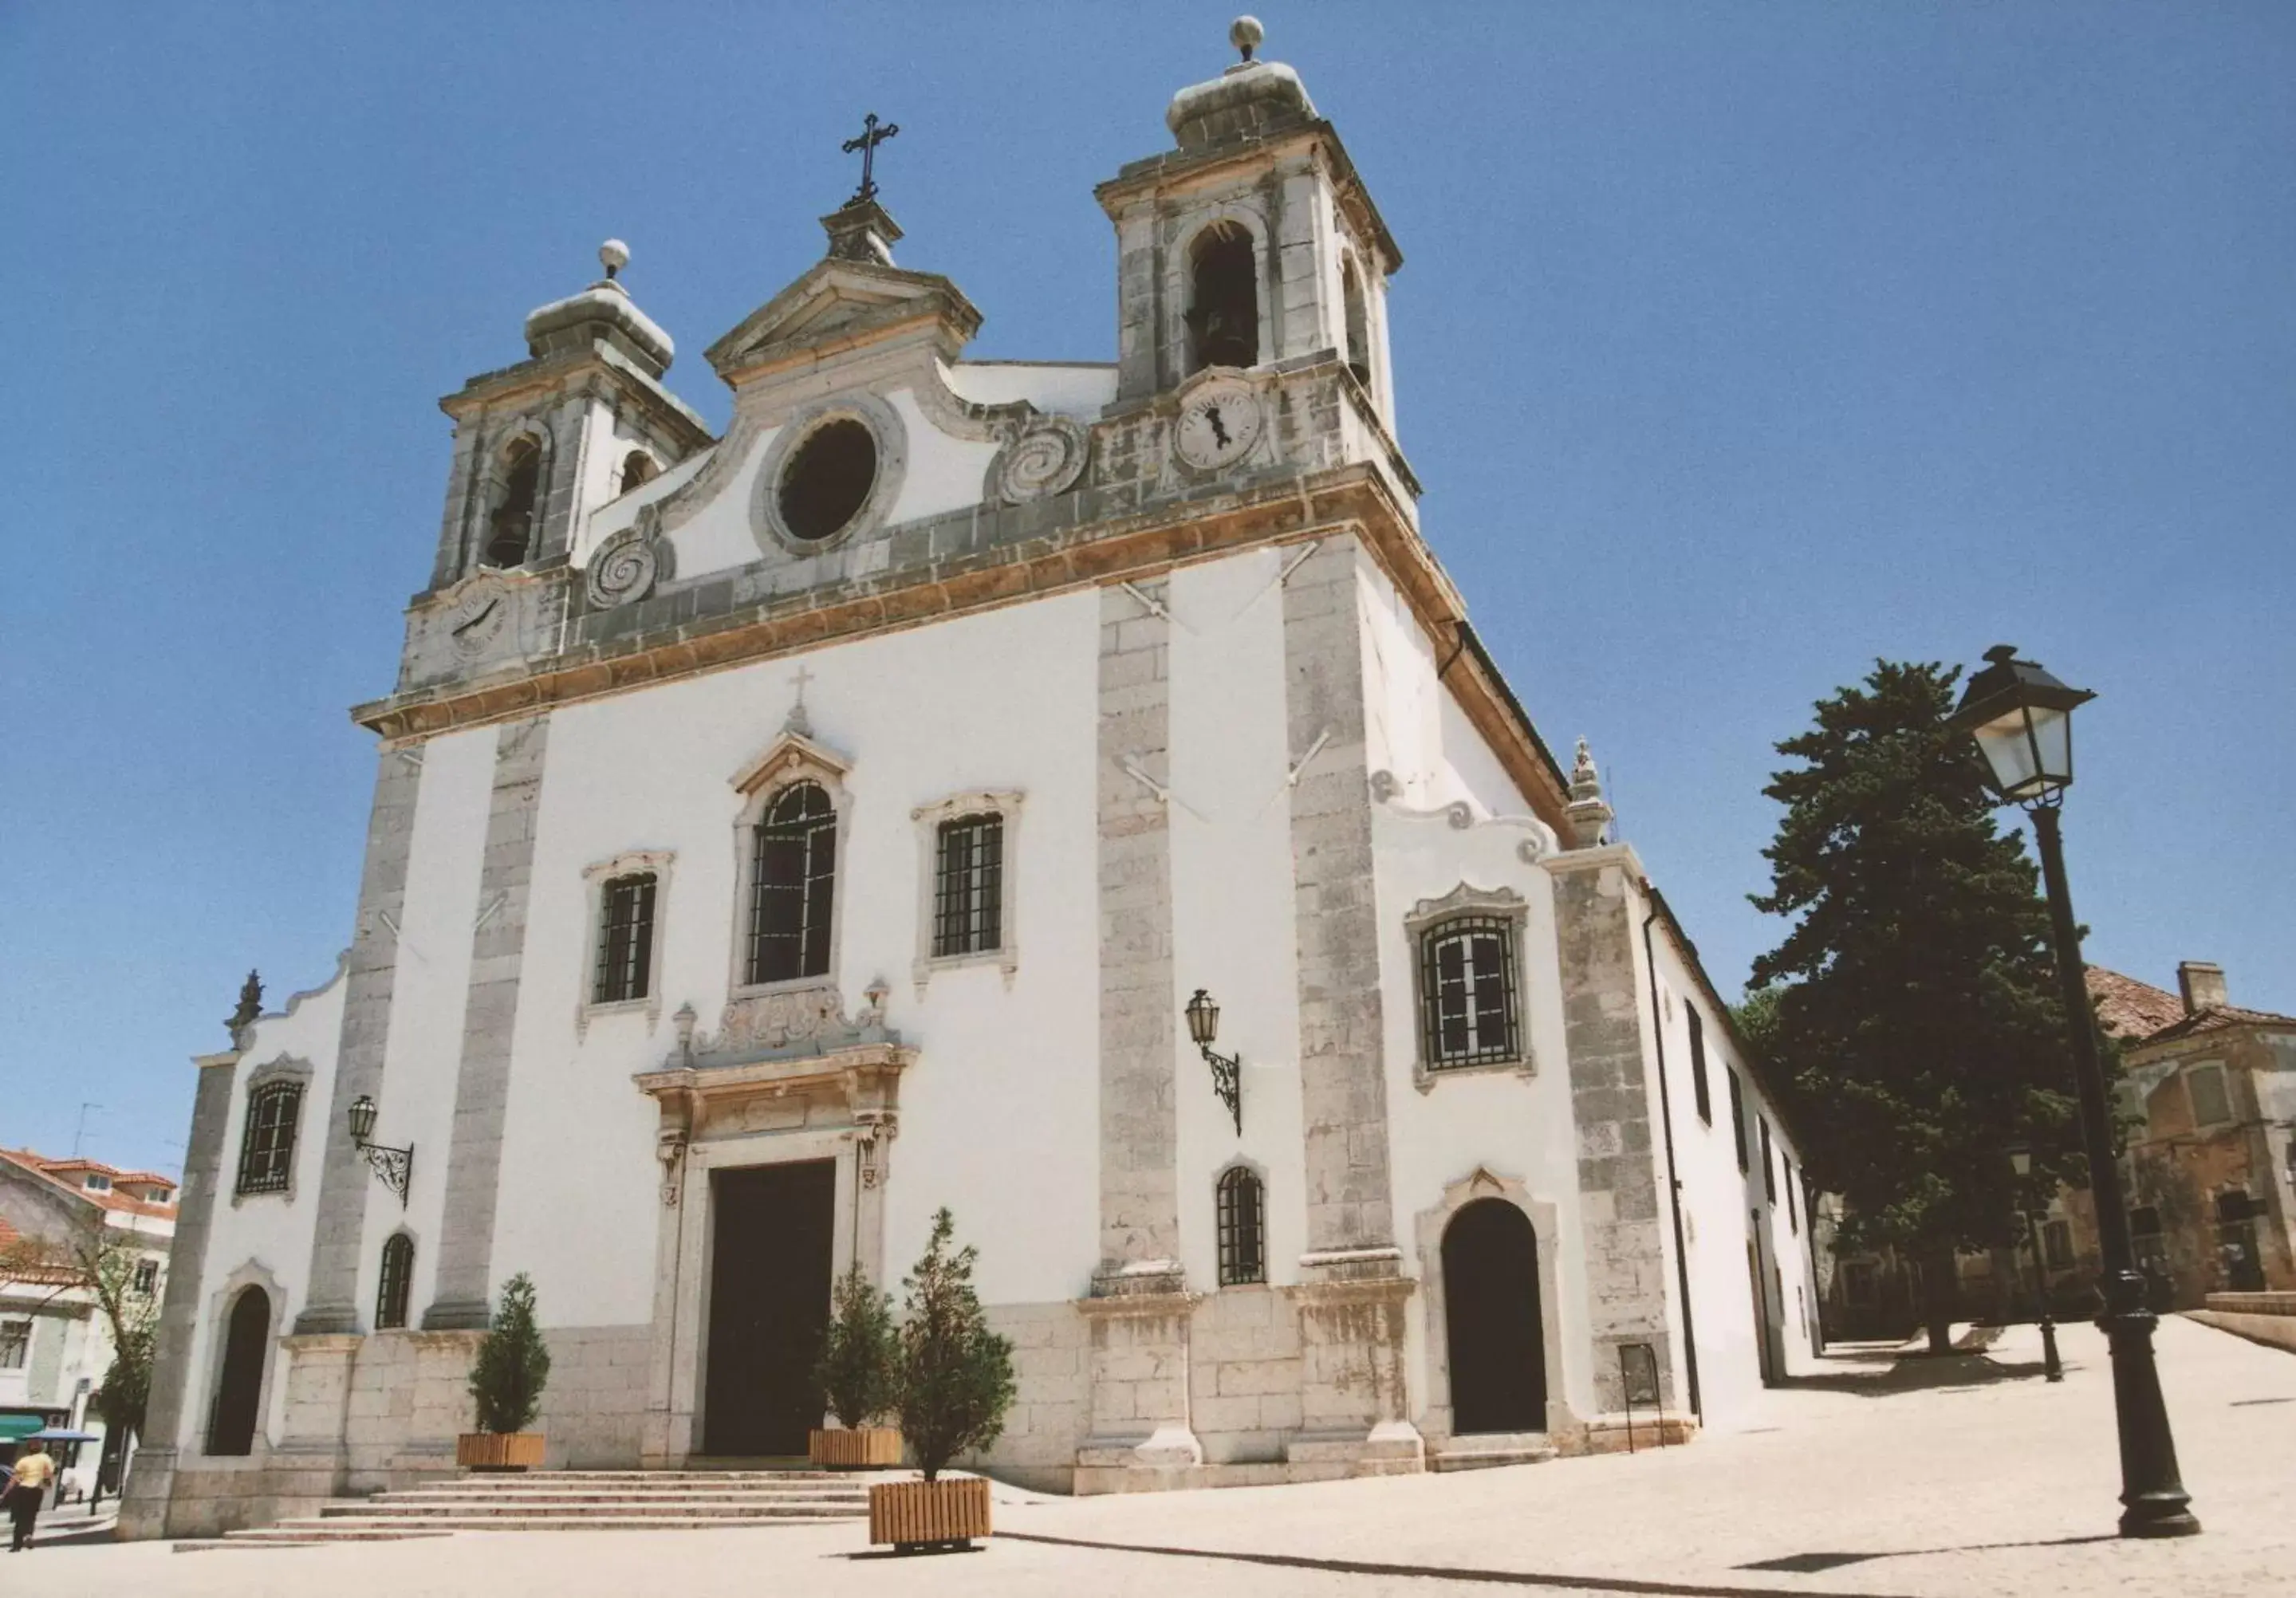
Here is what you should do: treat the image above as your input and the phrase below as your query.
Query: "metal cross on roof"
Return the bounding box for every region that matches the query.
[841,112,900,204]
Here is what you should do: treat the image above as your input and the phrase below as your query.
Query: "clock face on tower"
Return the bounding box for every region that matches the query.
[1172,378,1264,471]
[447,573,512,659]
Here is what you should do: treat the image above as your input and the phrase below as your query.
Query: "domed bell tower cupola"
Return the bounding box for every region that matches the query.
[426,241,712,594]
[1097,18,1402,422]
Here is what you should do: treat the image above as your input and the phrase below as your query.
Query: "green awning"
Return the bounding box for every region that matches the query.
[0,1415,49,1442]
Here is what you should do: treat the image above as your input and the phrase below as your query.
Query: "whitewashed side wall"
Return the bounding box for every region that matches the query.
[488,587,1106,1317]
[1639,922,1819,1428]
[173,967,345,1454]
[1166,548,1308,1291]
[1353,558,1534,821]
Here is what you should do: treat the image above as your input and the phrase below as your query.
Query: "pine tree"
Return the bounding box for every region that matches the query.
[468,1273,552,1434]
[815,1261,900,1430]
[1749,660,2086,1352]
[895,1210,1015,1482]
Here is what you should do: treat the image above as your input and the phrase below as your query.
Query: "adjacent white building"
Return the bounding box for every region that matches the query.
[1,1150,178,1498]
[125,24,1820,1538]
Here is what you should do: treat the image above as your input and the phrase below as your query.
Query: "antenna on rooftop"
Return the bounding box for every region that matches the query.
[73,1102,102,1159]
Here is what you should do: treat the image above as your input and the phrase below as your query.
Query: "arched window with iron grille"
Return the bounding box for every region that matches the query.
[746,781,837,984]
[1418,916,1521,1069]
[1216,1164,1266,1287]
[375,1234,415,1331]
[235,1081,302,1197]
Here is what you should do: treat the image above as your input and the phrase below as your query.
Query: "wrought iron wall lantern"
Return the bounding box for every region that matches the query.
[347,1094,414,1208]
[1184,989,1243,1136]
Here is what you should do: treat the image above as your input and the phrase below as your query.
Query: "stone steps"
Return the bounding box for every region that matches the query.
[179,1467,891,1549]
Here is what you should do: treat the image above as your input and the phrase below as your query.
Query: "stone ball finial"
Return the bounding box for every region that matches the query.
[1231,15,1264,61]
[599,238,631,280]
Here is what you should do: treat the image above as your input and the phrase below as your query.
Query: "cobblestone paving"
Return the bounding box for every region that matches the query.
[26,1317,2292,1596]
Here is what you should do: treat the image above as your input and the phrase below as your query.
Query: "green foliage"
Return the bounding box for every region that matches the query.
[894,1209,1015,1482]
[816,1262,900,1429]
[93,1324,154,1439]
[1748,661,2092,1280]
[468,1273,552,1435]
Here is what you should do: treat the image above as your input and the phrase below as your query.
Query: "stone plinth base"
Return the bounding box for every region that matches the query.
[1074,1280,1204,1491]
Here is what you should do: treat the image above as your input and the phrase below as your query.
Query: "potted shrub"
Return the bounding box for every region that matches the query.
[812,1262,904,1468]
[456,1273,551,1470]
[868,1210,1014,1552]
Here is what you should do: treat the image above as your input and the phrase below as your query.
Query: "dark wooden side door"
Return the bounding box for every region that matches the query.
[1443,1198,1546,1434]
[206,1285,270,1455]
[703,1160,837,1456]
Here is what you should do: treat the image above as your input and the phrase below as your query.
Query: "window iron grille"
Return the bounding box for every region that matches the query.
[746,781,837,985]
[593,872,657,1004]
[235,1082,301,1197]
[932,813,1004,958]
[1727,1071,1749,1172]
[376,1234,415,1330]
[1687,1006,1712,1123]
[1419,916,1520,1069]
[1216,1166,1266,1287]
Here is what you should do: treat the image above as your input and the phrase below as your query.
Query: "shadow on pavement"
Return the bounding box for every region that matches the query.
[996,1529,1934,1598]
[1779,1351,2055,1397]
[1739,1534,2117,1573]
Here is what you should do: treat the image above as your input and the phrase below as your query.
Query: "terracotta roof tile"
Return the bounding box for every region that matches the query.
[2087,968,2186,1039]
[2139,1003,2296,1045]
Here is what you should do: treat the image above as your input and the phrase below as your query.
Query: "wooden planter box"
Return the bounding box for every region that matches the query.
[455,1431,545,1471]
[809,1427,904,1469]
[868,1477,990,1549]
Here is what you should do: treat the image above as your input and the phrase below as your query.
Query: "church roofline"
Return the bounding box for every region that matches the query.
[348,456,1573,834]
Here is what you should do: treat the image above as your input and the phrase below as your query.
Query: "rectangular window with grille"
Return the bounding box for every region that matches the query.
[235,1082,301,1196]
[0,1319,28,1369]
[1727,1070,1748,1172]
[1216,1166,1266,1286]
[2043,1218,2074,1269]
[1419,917,1520,1069]
[1758,1115,1777,1204]
[1687,1006,1712,1124]
[1784,1155,1799,1233]
[133,1258,159,1296]
[593,872,657,1004]
[932,814,1004,958]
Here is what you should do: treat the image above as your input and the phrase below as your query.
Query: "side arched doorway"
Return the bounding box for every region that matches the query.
[1443,1198,1546,1433]
[206,1285,270,1455]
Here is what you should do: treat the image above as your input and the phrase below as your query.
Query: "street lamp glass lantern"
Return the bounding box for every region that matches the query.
[1947,645,2095,806]
[1184,989,1220,1049]
[348,1094,378,1144]
[2005,1142,2034,1179]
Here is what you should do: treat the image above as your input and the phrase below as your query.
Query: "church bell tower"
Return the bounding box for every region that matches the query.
[1097,18,1402,425]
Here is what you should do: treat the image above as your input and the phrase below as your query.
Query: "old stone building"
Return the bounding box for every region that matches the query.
[2081,962,2296,1307]
[124,22,1817,1538]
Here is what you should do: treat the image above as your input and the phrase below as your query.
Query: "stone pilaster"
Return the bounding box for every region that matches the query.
[296,746,424,1334]
[1082,581,1200,1474]
[1545,848,1676,1411]
[1278,534,1418,1469]
[426,715,551,1328]
[116,1049,239,1539]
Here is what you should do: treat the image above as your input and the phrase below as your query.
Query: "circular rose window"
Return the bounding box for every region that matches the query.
[777,418,878,542]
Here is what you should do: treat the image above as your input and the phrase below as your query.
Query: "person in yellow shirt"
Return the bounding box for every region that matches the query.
[5,1440,53,1552]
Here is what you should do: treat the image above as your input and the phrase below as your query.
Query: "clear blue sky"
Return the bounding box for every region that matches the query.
[6,3,2292,1179]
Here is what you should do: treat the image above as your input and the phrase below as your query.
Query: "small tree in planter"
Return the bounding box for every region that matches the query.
[868,1210,1014,1550]
[459,1273,552,1470]
[811,1262,903,1468]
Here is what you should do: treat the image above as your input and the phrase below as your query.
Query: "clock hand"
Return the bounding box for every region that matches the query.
[1207,406,1231,449]
[454,598,499,636]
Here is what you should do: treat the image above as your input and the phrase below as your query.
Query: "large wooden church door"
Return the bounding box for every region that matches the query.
[1443,1198,1546,1434]
[704,1160,836,1456]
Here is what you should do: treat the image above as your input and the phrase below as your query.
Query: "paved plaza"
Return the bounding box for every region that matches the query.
[29,1317,2294,1597]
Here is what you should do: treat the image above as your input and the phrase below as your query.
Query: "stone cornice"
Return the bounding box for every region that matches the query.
[440,340,713,451]
[1097,119,1401,275]
[352,462,1571,834]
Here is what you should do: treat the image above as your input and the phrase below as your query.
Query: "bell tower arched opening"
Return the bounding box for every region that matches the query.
[483,439,542,568]
[1185,222,1258,373]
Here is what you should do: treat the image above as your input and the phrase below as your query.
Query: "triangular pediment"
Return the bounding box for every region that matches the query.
[729,725,852,797]
[704,258,982,382]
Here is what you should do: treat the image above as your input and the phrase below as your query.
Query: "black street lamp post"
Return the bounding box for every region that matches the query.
[1949,645,2199,1538]
[2003,1142,2065,1383]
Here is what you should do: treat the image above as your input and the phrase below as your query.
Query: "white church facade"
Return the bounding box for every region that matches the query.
[125,26,1819,1537]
